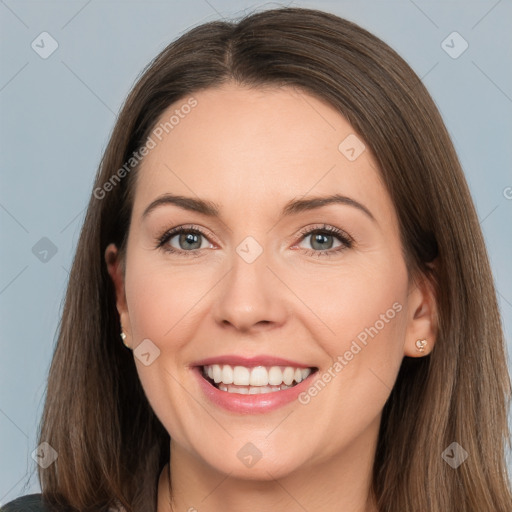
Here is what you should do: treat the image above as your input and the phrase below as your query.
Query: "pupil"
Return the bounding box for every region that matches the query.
[180,233,201,250]
[312,233,333,250]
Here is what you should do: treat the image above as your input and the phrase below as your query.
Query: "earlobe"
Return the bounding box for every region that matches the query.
[404,271,438,358]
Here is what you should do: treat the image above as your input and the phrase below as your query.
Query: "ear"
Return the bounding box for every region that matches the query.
[403,267,438,357]
[105,243,132,347]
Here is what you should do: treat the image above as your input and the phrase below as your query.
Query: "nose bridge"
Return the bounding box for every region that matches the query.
[212,234,287,331]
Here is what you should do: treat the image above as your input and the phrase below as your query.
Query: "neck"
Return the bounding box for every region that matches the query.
[157,418,380,512]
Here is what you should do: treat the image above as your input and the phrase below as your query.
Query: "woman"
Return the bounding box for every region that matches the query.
[4,6,511,512]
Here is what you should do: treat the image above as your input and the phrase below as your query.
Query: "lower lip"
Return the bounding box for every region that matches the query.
[193,367,316,414]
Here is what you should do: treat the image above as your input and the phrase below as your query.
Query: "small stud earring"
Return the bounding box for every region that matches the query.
[120,331,129,348]
[415,339,427,353]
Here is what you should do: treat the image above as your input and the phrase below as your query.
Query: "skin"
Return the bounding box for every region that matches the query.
[105,83,437,512]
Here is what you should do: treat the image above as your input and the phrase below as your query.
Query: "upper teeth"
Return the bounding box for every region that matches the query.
[203,364,312,386]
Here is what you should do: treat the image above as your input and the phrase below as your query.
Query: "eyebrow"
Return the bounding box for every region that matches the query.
[142,193,376,222]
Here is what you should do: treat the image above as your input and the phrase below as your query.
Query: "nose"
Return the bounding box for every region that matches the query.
[211,246,289,334]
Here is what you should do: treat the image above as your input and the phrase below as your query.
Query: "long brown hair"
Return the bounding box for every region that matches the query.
[37,7,512,511]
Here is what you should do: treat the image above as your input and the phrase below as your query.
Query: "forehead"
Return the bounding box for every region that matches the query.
[131,83,395,227]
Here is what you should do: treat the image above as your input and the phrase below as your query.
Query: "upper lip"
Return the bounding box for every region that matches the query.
[192,355,315,369]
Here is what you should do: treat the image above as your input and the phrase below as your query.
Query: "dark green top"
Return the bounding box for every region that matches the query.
[1,494,121,512]
[1,494,49,512]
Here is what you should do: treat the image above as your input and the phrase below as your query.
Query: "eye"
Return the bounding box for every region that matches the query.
[155,223,353,258]
[156,225,214,256]
[295,224,353,257]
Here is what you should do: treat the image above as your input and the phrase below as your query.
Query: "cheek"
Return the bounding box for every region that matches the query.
[124,256,207,346]
[290,259,408,450]
[287,257,409,358]
[123,257,204,443]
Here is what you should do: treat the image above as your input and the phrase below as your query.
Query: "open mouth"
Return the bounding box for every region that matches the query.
[201,364,317,395]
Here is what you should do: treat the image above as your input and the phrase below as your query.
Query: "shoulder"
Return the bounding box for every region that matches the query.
[1,494,50,512]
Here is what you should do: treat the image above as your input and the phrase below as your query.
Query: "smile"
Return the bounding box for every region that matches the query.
[202,364,313,394]
[192,355,318,413]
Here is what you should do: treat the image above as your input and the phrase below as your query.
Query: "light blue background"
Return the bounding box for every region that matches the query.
[1,0,511,504]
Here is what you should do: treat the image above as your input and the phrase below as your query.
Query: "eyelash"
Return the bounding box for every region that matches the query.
[155,224,354,258]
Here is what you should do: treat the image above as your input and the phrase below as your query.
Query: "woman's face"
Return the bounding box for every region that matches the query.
[107,83,434,480]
